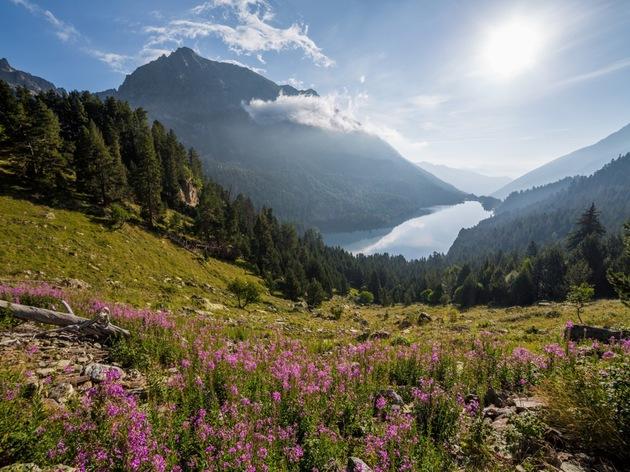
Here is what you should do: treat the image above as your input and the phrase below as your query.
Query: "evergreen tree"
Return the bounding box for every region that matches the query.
[134,122,162,226]
[75,121,127,205]
[21,98,65,189]
[607,222,630,306]
[306,279,326,308]
[568,203,605,249]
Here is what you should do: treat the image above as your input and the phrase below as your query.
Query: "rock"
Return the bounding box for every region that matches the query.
[35,368,55,377]
[347,457,373,472]
[370,331,390,340]
[512,396,546,413]
[61,278,91,290]
[48,383,75,403]
[397,319,412,329]
[418,312,432,324]
[82,363,125,382]
[0,464,42,472]
[560,463,587,472]
[484,386,506,407]
[0,337,20,347]
[55,359,72,369]
[374,388,404,408]
[491,416,510,432]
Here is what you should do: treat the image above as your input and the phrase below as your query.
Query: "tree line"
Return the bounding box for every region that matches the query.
[0,80,628,309]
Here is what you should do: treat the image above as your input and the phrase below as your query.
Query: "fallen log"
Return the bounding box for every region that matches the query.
[565,324,629,343]
[0,300,130,340]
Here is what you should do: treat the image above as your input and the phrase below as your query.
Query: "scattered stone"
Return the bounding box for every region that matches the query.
[48,382,75,403]
[347,457,373,472]
[60,278,91,290]
[560,463,587,472]
[55,359,72,369]
[82,363,125,382]
[0,464,42,472]
[512,396,546,413]
[379,388,404,405]
[491,416,510,433]
[35,368,55,377]
[418,312,432,324]
[370,331,390,340]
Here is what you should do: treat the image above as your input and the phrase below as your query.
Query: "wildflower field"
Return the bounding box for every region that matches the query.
[1,283,629,471]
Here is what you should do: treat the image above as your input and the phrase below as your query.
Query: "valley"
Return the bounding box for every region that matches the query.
[1,1,629,470]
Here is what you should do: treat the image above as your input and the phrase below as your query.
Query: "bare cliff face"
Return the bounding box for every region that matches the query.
[178,177,200,208]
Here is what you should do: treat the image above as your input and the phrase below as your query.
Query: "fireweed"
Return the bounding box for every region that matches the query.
[1,284,628,470]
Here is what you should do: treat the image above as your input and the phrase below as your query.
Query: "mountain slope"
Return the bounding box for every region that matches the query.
[417,161,511,195]
[0,58,59,93]
[448,153,630,260]
[493,123,630,199]
[105,47,466,232]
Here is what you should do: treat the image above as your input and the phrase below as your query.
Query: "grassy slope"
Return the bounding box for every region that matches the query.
[0,195,287,311]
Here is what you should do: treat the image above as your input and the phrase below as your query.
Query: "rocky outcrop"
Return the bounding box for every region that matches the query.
[177,177,200,207]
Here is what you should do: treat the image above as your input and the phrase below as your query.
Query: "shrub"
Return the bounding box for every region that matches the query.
[108,203,130,229]
[357,290,374,305]
[538,359,629,461]
[330,305,344,320]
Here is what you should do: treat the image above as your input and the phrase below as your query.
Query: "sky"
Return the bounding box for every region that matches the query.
[2,0,630,177]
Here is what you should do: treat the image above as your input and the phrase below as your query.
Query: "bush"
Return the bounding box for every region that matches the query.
[108,203,130,229]
[227,278,262,308]
[357,290,374,305]
[329,305,344,320]
[538,359,629,461]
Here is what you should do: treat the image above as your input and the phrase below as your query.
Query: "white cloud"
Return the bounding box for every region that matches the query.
[286,77,304,89]
[256,53,266,64]
[10,0,79,43]
[84,50,132,74]
[359,75,366,84]
[146,0,334,67]
[243,92,429,163]
[245,93,362,132]
[409,94,449,108]
[558,57,630,86]
[220,58,266,75]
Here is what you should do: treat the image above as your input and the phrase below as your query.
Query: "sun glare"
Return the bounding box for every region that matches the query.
[482,18,543,79]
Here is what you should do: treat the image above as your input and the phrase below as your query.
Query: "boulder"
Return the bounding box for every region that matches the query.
[82,363,125,382]
[512,396,546,413]
[565,325,629,343]
[49,382,75,403]
[347,457,373,472]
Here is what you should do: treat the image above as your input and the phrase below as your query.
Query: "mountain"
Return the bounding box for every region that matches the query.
[448,153,630,260]
[417,161,511,195]
[493,123,630,199]
[103,47,466,232]
[0,58,59,93]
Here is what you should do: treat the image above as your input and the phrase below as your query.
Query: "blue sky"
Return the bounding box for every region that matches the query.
[2,0,630,177]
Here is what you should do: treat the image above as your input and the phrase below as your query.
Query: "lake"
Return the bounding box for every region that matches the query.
[323,201,492,260]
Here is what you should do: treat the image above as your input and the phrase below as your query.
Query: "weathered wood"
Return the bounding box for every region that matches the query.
[565,324,628,343]
[0,300,130,339]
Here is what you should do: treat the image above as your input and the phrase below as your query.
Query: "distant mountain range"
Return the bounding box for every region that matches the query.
[449,152,630,260]
[417,162,511,195]
[0,58,59,94]
[493,122,630,199]
[95,47,467,232]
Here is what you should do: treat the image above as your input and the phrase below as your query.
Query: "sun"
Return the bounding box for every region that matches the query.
[482,18,543,79]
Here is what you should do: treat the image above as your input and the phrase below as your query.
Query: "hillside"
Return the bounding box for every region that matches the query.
[103,47,466,232]
[418,161,512,195]
[0,195,274,311]
[449,153,630,260]
[493,122,630,199]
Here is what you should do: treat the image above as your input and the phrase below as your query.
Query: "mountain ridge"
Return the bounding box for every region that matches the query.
[493,122,630,199]
[0,58,60,94]
[101,47,467,232]
[417,161,512,195]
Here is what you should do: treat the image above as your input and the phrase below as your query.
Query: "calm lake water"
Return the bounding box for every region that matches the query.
[323,201,492,260]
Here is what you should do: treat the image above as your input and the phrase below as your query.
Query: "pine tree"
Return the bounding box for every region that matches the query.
[568,203,605,249]
[76,121,127,205]
[306,279,326,308]
[134,123,162,226]
[22,98,65,189]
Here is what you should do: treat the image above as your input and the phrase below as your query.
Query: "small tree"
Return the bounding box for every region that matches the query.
[306,279,326,308]
[607,221,630,306]
[566,283,594,323]
[228,279,261,309]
